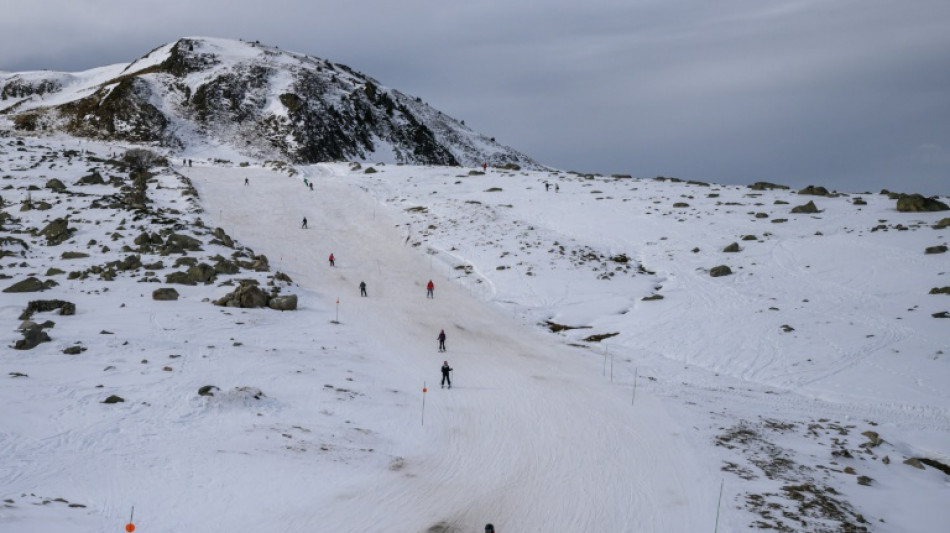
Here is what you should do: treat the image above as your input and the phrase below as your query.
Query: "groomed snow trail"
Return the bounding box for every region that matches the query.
[187,165,716,532]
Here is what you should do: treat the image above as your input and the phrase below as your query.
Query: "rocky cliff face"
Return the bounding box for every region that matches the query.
[1,37,541,169]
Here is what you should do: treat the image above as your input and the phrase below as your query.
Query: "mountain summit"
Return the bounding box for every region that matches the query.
[0,37,541,168]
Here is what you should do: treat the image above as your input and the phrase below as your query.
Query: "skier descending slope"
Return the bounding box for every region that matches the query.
[438,329,446,352]
[441,361,452,389]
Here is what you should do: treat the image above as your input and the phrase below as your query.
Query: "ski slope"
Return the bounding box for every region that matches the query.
[1,134,947,532]
[188,164,716,531]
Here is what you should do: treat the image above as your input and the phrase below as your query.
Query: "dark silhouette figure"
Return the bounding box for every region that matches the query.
[244,177,249,186]
[485,524,495,533]
[438,329,446,352]
[329,253,335,267]
[441,361,452,388]
[301,217,308,229]
[426,280,435,299]
[359,281,367,297]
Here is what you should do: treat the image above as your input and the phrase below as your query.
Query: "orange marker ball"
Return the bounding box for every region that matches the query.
[126,524,135,532]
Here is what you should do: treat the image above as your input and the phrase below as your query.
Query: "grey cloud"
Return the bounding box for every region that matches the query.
[2,0,948,194]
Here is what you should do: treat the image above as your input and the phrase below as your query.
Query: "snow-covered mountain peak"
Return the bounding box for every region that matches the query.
[1,37,541,169]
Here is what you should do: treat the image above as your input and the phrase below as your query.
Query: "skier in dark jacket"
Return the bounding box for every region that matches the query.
[301,217,308,229]
[359,281,367,297]
[441,361,452,388]
[438,329,446,352]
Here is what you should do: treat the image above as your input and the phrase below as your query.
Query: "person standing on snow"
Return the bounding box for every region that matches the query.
[244,177,249,186]
[438,329,446,352]
[301,217,308,229]
[426,280,435,299]
[329,253,335,267]
[441,360,452,388]
[484,524,495,533]
[359,281,367,297]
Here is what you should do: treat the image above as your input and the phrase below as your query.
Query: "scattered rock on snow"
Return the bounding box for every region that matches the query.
[723,242,741,253]
[798,185,830,196]
[791,201,820,214]
[14,324,51,350]
[924,245,947,254]
[152,288,179,301]
[18,299,75,320]
[39,217,73,245]
[268,294,298,311]
[214,281,269,308]
[164,271,196,285]
[896,194,949,212]
[101,395,125,404]
[45,178,67,191]
[709,265,733,277]
[198,385,219,397]
[749,181,789,191]
[3,277,49,293]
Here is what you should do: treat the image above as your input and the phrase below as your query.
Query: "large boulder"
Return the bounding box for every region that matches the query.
[723,242,741,253]
[749,181,789,191]
[164,271,197,285]
[925,245,948,255]
[798,185,830,196]
[791,200,820,214]
[163,233,203,253]
[213,259,240,275]
[39,217,72,245]
[211,227,235,248]
[14,323,51,350]
[710,265,733,277]
[213,281,269,308]
[45,178,67,191]
[3,277,48,293]
[18,299,75,320]
[896,194,949,212]
[152,288,180,301]
[268,294,298,311]
[76,170,106,185]
[187,262,216,284]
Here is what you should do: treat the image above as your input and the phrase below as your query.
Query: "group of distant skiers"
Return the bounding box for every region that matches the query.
[296,245,452,386]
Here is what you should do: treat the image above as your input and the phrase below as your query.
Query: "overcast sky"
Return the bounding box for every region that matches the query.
[3,0,949,195]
